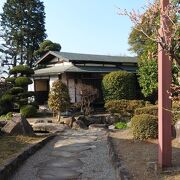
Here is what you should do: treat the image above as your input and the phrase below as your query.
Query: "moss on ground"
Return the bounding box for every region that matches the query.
[0,135,44,165]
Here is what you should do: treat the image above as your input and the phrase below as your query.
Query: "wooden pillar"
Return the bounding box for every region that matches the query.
[158,0,172,168]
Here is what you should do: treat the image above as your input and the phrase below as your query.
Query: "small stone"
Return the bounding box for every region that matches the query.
[72,120,87,129]
[146,161,157,172]
[89,124,108,130]
[108,125,115,130]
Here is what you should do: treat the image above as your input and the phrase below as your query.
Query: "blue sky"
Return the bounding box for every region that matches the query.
[0,0,152,56]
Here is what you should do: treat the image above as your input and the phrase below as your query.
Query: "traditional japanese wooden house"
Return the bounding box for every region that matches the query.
[28,51,137,104]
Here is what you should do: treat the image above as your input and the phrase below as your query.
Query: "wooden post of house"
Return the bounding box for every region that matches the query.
[158,0,172,168]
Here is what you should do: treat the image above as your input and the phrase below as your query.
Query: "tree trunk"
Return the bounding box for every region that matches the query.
[57,111,61,122]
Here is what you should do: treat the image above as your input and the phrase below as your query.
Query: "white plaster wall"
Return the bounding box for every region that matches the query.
[54,61,72,66]
[75,80,82,103]
[68,79,75,103]
[28,78,34,91]
[61,74,67,85]
[49,76,58,90]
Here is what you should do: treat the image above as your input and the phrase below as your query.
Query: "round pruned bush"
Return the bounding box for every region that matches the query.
[18,91,35,98]
[0,94,13,102]
[15,77,32,87]
[20,105,37,118]
[9,87,24,95]
[0,94,13,115]
[102,71,138,101]
[9,65,34,76]
[131,114,158,140]
[5,77,16,84]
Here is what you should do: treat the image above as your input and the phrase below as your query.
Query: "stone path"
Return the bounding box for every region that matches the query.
[10,129,116,180]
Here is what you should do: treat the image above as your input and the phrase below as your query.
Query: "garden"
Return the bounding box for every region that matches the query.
[0,0,179,178]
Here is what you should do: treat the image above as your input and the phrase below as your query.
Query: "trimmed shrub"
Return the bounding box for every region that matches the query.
[48,80,70,121]
[5,77,16,83]
[0,112,13,120]
[135,105,158,116]
[131,114,158,140]
[115,122,127,129]
[9,65,34,76]
[19,91,35,98]
[135,104,179,125]
[9,87,24,95]
[102,71,138,101]
[105,99,150,116]
[105,99,128,114]
[173,111,180,125]
[6,112,13,120]
[29,101,39,109]
[20,105,37,118]
[15,77,32,87]
[172,101,180,125]
[19,98,28,107]
[0,94,13,102]
[0,94,13,115]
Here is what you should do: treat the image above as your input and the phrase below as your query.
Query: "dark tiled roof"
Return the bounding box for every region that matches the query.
[34,65,137,77]
[36,51,137,65]
[56,51,137,63]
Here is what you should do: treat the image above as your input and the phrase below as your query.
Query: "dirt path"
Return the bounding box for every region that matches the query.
[10,129,116,180]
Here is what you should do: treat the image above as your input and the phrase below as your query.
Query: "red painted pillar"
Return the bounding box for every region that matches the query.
[158,0,172,168]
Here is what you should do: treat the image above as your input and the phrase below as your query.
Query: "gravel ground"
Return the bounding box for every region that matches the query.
[10,129,116,180]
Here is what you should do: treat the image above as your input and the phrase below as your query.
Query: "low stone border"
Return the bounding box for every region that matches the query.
[0,134,56,180]
[107,135,132,180]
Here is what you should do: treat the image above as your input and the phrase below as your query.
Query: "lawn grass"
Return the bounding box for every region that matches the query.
[0,135,44,165]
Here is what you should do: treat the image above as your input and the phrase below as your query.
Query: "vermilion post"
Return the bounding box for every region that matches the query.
[158,0,172,168]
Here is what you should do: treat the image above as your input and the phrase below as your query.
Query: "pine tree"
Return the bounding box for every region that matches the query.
[34,40,61,59]
[0,0,46,68]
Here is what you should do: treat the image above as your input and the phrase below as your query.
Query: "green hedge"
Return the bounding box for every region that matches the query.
[172,101,180,125]
[15,77,32,87]
[134,103,179,126]
[9,65,34,75]
[20,105,37,118]
[105,99,150,116]
[102,71,138,101]
[131,114,158,140]
[135,105,158,116]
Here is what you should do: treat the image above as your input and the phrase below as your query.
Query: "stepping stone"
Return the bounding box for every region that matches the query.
[51,150,88,158]
[54,140,92,148]
[51,151,78,158]
[38,167,81,180]
[36,157,83,170]
[57,144,96,153]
